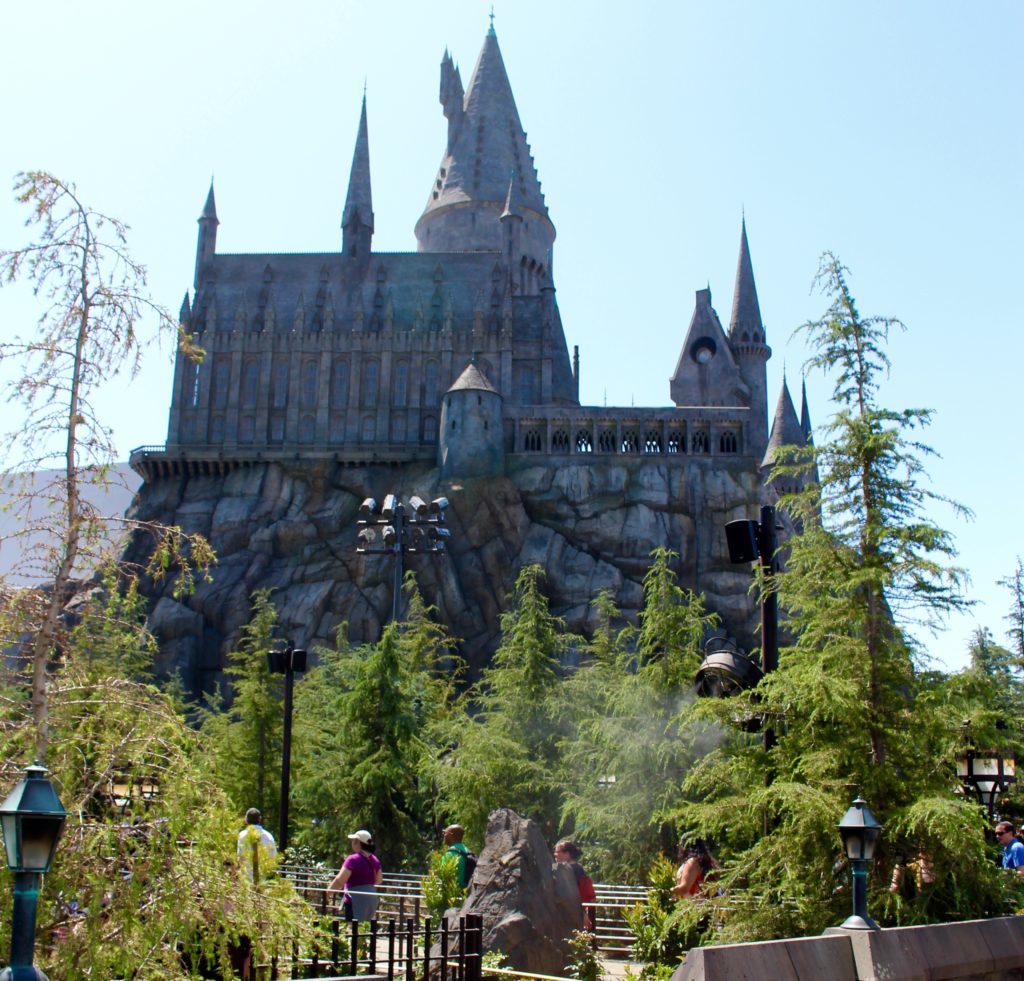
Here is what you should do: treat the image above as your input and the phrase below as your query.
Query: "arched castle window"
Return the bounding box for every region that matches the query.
[692,430,709,453]
[239,415,255,444]
[621,430,640,453]
[523,428,542,452]
[361,361,379,407]
[212,357,230,409]
[272,360,289,409]
[552,429,570,452]
[187,361,201,408]
[644,430,663,453]
[424,360,440,406]
[393,361,409,407]
[298,414,316,444]
[208,413,225,443]
[331,359,350,408]
[269,415,285,443]
[575,430,593,453]
[719,430,738,453]
[667,430,683,454]
[361,415,376,441]
[421,415,437,442]
[241,360,259,408]
[391,414,406,442]
[598,429,616,453]
[516,365,539,404]
[300,361,318,409]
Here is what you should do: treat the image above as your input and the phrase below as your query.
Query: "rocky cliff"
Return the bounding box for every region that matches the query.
[126,455,763,696]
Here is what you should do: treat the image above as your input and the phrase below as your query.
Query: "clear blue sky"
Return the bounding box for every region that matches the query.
[2,1,1021,671]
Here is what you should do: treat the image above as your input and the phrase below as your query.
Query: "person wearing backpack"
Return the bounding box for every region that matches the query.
[443,824,476,889]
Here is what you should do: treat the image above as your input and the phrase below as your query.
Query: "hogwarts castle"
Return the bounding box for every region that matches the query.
[128,22,812,695]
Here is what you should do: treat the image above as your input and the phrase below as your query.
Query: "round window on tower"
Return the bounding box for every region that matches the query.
[691,337,717,364]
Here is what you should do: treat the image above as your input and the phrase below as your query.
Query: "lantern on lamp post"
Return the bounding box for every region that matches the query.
[0,763,68,980]
[957,750,1016,819]
[836,797,881,931]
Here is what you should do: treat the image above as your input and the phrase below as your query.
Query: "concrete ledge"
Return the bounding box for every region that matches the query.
[672,916,1024,981]
[673,933,856,981]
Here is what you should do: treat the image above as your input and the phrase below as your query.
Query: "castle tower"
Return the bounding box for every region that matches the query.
[762,376,807,495]
[669,287,745,408]
[342,93,374,263]
[194,182,218,289]
[727,218,771,458]
[415,23,555,292]
[438,360,504,479]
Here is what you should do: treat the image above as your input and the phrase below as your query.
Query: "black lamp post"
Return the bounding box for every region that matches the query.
[0,763,68,981]
[957,749,1016,820]
[836,797,881,931]
[266,646,307,853]
[724,505,779,676]
[356,494,450,623]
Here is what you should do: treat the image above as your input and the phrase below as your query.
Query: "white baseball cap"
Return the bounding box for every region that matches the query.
[348,829,373,844]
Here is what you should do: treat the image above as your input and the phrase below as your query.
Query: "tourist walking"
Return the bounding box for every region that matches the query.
[443,824,475,889]
[554,838,597,931]
[996,821,1024,874]
[671,839,719,899]
[236,808,277,882]
[329,830,383,920]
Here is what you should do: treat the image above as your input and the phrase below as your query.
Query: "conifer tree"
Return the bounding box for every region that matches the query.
[430,565,576,842]
[673,254,1003,939]
[200,589,284,829]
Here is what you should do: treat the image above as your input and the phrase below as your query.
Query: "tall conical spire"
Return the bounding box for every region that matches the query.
[415,22,554,270]
[762,376,805,470]
[800,377,813,444]
[343,93,374,257]
[194,180,219,289]
[201,181,218,222]
[729,217,764,341]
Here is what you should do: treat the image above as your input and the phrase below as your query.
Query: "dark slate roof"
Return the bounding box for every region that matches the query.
[342,94,373,231]
[420,27,547,221]
[762,377,805,468]
[447,361,500,394]
[729,218,763,341]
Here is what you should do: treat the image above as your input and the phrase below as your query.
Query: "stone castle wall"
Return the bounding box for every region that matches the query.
[126,453,763,697]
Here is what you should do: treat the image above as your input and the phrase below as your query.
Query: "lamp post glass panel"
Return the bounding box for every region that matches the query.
[0,764,68,980]
[266,646,307,853]
[957,750,1016,819]
[356,494,450,623]
[837,797,882,931]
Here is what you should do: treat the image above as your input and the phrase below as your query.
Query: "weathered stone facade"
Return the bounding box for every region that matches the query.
[128,22,812,695]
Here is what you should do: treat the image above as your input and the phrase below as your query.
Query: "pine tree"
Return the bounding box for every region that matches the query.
[200,589,284,829]
[672,254,1002,940]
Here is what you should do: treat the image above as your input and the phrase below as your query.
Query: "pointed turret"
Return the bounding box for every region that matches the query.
[800,377,813,444]
[179,292,192,330]
[669,288,746,408]
[194,181,219,289]
[762,377,805,471]
[415,22,554,281]
[342,93,374,260]
[729,217,764,343]
[727,217,771,459]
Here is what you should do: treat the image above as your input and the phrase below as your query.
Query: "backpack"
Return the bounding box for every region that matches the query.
[462,850,477,886]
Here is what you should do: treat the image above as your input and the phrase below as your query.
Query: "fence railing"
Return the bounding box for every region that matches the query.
[277,866,649,959]
[261,912,484,981]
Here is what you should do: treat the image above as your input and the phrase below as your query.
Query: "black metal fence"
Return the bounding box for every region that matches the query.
[263,912,484,981]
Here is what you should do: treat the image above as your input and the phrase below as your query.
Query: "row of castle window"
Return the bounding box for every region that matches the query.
[190,356,445,412]
[521,428,739,455]
[208,412,440,445]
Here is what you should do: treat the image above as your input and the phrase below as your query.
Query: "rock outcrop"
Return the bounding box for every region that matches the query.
[457,808,580,974]
[126,454,762,696]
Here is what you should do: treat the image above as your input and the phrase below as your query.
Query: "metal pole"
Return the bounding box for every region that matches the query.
[279,652,295,853]
[392,503,405,623]
[2,871,47,980]
[758,505,778,756]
